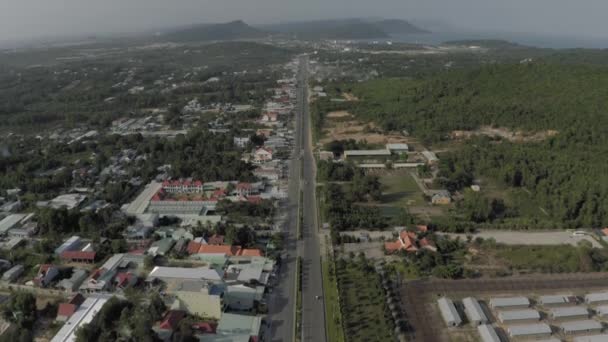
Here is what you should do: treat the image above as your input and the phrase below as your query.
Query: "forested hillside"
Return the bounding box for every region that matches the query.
[332,63,608,227]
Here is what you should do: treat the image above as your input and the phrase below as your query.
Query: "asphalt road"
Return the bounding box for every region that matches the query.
[266,57,303,342]
[298,55,328,342]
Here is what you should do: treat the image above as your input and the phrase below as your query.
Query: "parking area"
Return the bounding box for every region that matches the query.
[441,230,602,248]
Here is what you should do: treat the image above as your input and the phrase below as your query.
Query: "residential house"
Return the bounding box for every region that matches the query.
[56,294,86,322]
[169,281,225,319]
[51,296,110,342]
[432,191,451,205]
[253,147,273,163]
[34,264,60,288]
[384,228,436,254]
[57,269,88,292]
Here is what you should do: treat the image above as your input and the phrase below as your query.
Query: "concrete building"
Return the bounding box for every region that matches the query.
[422,150,439,164]
[224,284,265,311]
[550,306,589,320]
[343,149,391,161]
[386,143,409,154]
[147,266,223,284]
[585,292,608,305]
[57,269,88,292]
[489,296,530,310]
[507,323,552,339]
[560,320,603,335]
[463,297,488,325]
[497,309,540,323]
[477,324,501,342]
[170,281,224,319]
[51,296,110,342]
[437,297,462,327]
[215,313,262,340]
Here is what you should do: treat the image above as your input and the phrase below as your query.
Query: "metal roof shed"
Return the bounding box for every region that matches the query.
[508,323,552,338]
[560,320,603,335]
[437,297,462,327]
[550,306,589,320]
[539,295,574,306]
[585,292,608,304]
[463,297,488,325]
[498,309,540,323]
[477,324,500,342]
[489,296,530,309]
[595,305,608,317]
[574,335,608,342]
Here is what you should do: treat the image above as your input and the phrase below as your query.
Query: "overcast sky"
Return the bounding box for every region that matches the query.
[2,0,608,42]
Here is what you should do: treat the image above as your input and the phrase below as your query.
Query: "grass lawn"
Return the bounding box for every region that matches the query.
[379,170,424,207]
[336,259,394,342]
[495,245,585,273]
[322,260,346,342]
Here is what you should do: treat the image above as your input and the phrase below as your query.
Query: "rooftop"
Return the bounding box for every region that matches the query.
[508,323,552,337]
[147,266,223,282]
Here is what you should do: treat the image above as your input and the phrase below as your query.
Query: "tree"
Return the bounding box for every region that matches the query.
[2,292,37,328]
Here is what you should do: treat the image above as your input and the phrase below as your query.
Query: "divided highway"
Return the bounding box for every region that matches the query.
[298,55,328,342]
[268,55,326,342]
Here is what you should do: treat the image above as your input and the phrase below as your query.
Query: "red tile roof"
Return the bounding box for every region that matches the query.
[159,310,186,330]
[187,241,203,254]
[61,251,96,261]
[197,244,239,255]
[57,303,77,318]
[208,234,224,245]
[241,248,263,257]
[68,293,85,306]
[247,196,262,204]
[192,321,217,334]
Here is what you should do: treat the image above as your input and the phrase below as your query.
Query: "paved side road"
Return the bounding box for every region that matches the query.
[440,230,602,248]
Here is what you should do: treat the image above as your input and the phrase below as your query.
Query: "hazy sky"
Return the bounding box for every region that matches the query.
[2,0,608,42]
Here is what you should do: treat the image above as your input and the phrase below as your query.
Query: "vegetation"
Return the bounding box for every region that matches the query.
[336,256,394,342]
[75,293,166,342]
[326,63,608,228]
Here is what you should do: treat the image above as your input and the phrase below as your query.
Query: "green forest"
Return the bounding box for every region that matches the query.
[328,63,608,228]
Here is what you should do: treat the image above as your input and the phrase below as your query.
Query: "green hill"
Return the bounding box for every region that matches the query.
[373,19,429,34]
[162,20,266,42]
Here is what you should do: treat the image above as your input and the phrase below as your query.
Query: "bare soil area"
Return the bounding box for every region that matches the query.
[326,110,353,118]
[320,119,409,145]
[342,92,359,101]
[451,125,558,143]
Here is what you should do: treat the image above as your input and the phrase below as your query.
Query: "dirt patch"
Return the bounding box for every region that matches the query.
[342,92,359,101]
[320,119,409,145]
[451,126,558,143]
[326,110,353,118]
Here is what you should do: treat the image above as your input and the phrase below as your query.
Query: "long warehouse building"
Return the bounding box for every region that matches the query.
[463,297,488,325]
[437,297,462,327]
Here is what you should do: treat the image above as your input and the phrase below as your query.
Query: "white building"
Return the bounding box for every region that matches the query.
[437,297,462,327]
[463,297,488,325]
[477,324,501,342]
[51,296,110,342]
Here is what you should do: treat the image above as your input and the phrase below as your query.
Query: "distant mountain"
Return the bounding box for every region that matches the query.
[373,19,430,34]
[162,20,266,42]
[262,19,388,39]
[260,18,428,40]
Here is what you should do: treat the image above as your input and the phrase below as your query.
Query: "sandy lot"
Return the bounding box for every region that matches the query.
[451,125,559,143]
[320,119,409,145]
[440,230,601,248]
[326,110,353,118]
[342,93,359,101]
